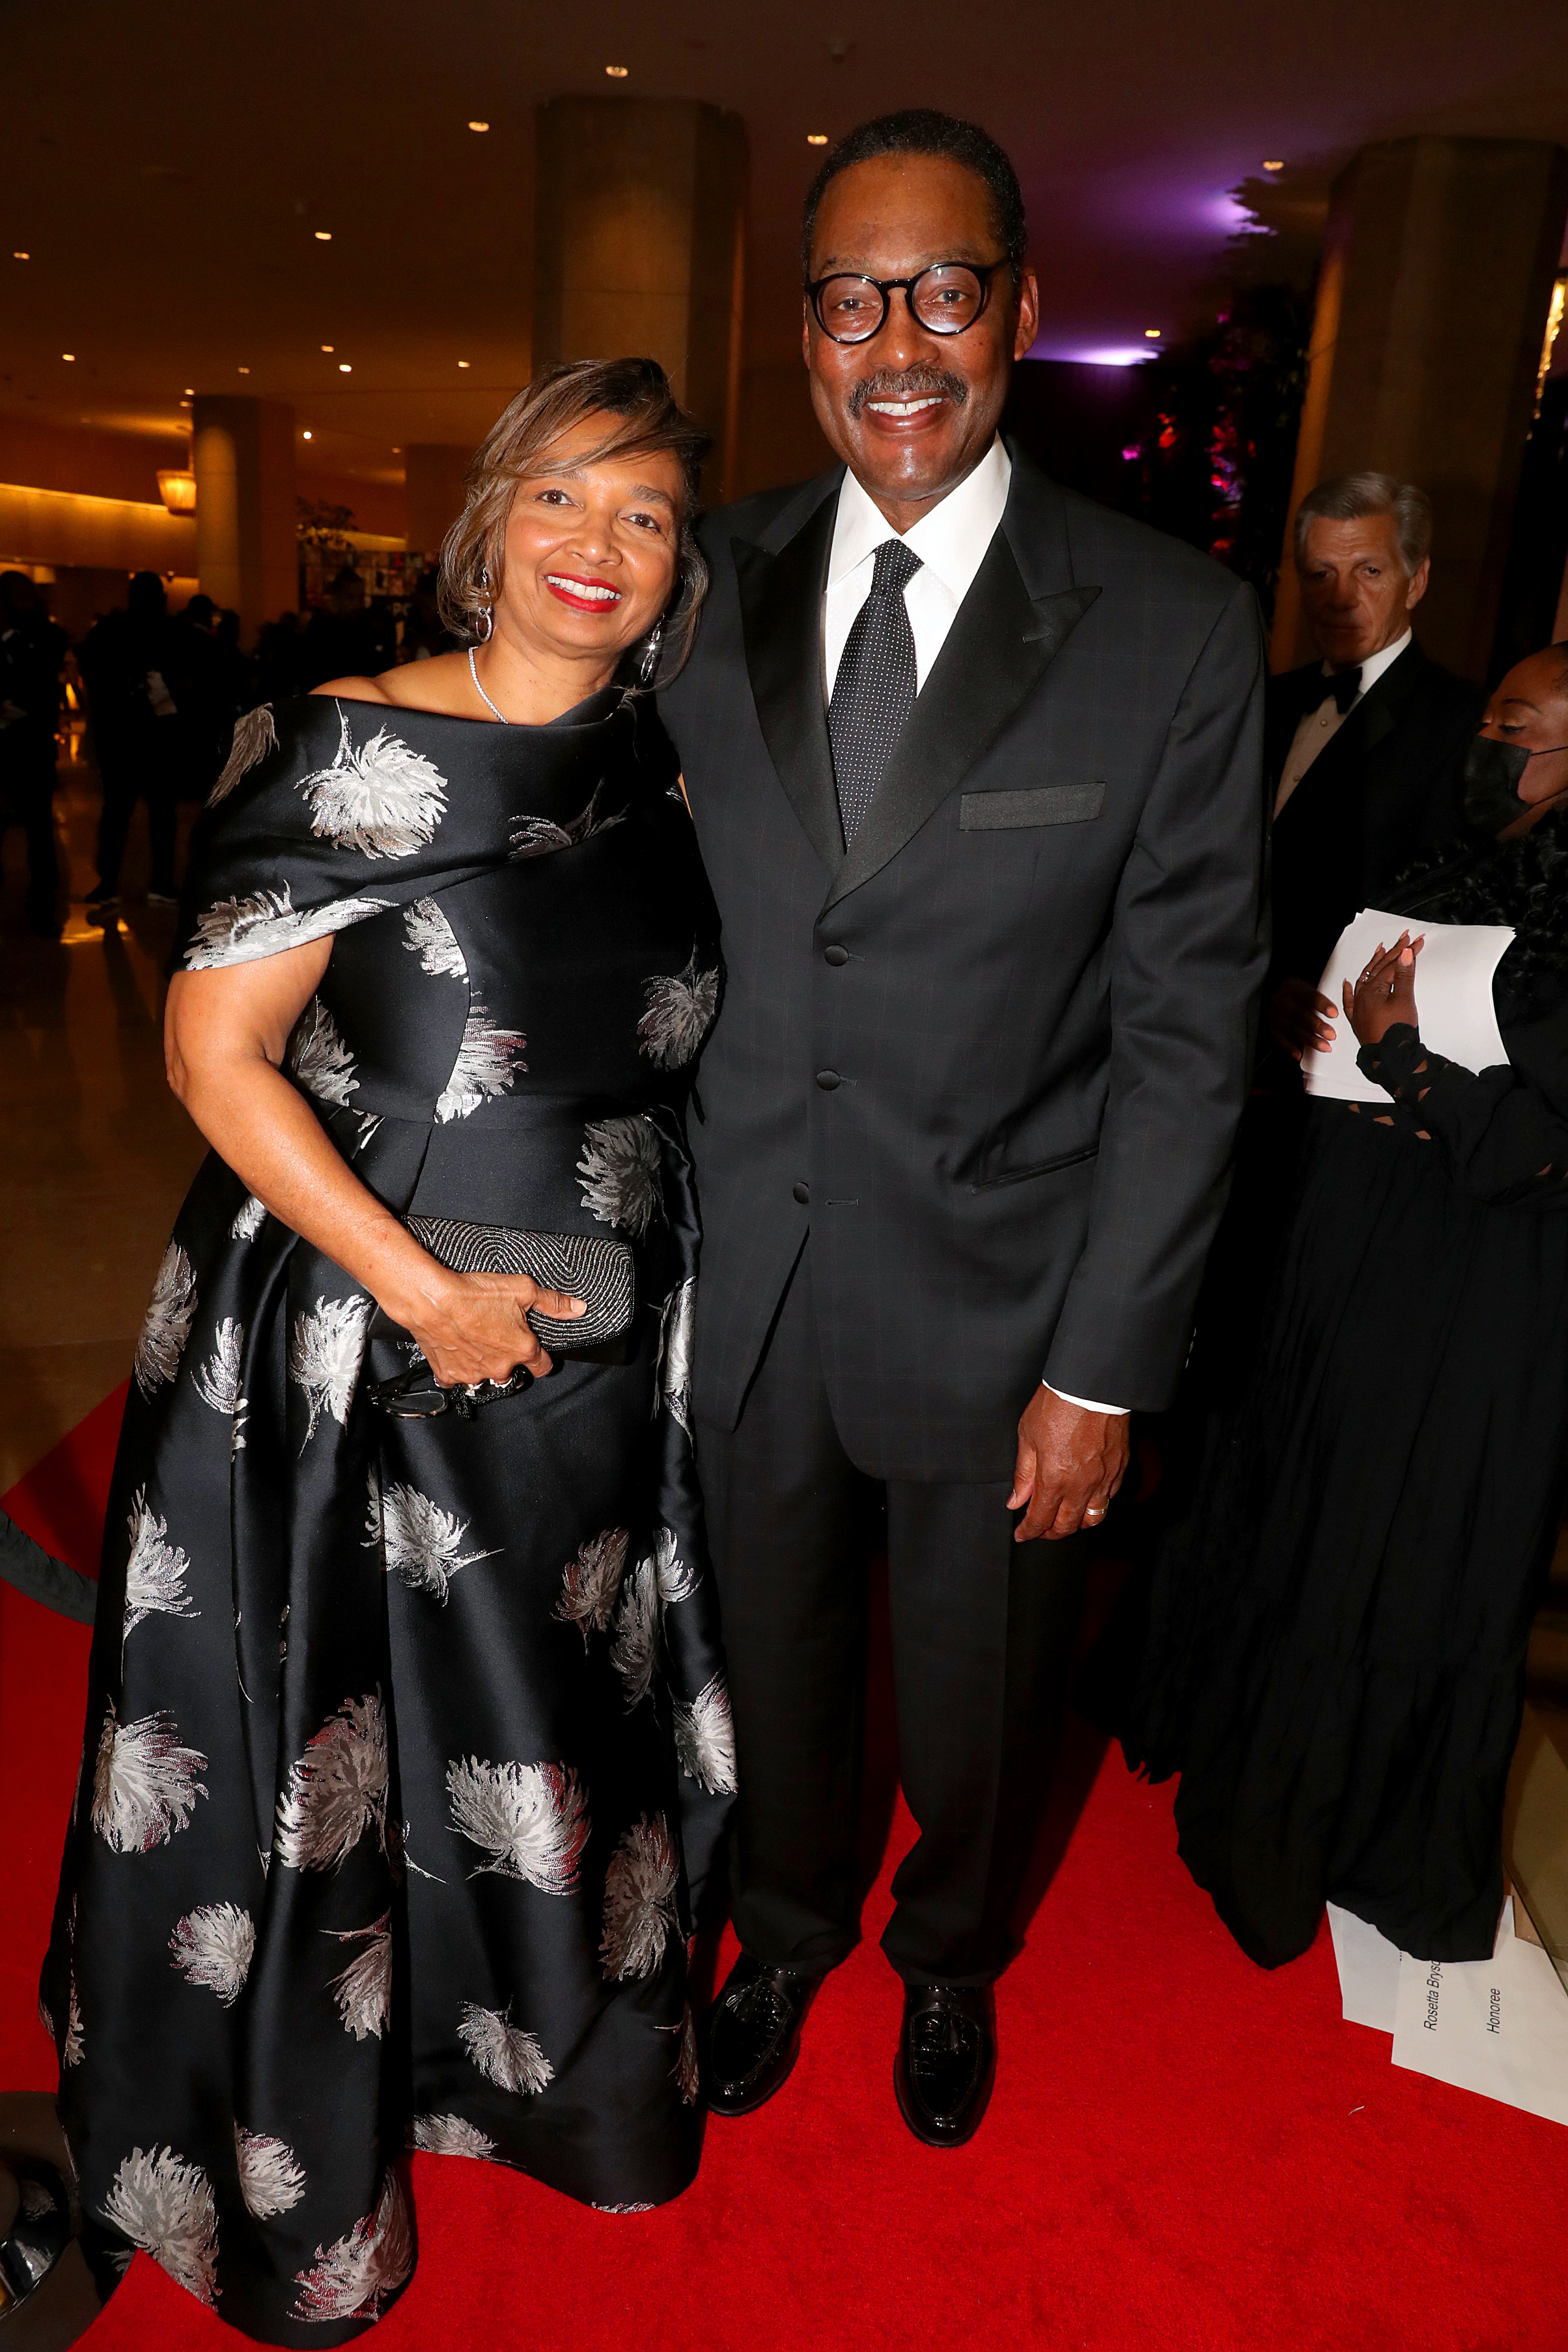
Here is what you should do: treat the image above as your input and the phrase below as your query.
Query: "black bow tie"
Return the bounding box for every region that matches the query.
[1321,666,1362,716]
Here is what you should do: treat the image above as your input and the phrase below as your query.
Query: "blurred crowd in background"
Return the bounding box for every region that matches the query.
[0,562,457,935]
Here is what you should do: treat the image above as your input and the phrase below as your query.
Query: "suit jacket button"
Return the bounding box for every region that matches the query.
[816,1069,841,1090]
[823,944,850,966]
[793,1180,810,1204]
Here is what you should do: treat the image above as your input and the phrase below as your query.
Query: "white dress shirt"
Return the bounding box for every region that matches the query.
[1273,629,1411,819]
[822,436,1128,1422]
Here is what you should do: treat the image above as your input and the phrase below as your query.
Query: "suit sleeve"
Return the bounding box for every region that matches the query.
[1042,580,1269,1410]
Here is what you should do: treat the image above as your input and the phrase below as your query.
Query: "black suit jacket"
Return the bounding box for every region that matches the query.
[660,445,1268,1479]
[1267,639,1483,990]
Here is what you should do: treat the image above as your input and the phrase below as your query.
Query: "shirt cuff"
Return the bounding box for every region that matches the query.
[1045,1383,1130,1417]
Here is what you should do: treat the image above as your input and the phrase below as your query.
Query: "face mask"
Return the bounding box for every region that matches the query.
[1462,733,1568,834]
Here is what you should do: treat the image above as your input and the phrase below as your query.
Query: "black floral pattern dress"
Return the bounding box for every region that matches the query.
[39,687,731,2345]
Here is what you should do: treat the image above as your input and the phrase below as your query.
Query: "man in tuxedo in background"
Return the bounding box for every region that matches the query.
[1265,473,1484,1062]
[660,110,1266,2147]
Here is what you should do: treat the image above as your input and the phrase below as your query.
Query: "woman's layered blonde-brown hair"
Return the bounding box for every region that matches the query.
[437,358,712,683]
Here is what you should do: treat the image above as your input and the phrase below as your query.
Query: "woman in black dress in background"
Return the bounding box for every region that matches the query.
[40,359,732,2342]
[1111,643,1568,1971]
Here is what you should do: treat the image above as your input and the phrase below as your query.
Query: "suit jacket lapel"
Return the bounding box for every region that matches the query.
[823,493,1099,913]
[734,480,844,876]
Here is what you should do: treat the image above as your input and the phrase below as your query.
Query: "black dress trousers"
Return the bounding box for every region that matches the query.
[696,1244,1088,1987]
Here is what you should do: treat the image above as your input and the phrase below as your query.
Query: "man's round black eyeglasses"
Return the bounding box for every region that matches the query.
[806,260,1007,345]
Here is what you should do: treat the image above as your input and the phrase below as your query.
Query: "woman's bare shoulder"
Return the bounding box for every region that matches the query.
[311,652,474,715]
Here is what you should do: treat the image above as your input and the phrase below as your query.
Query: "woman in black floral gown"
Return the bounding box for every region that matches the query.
[39,360,731,2343]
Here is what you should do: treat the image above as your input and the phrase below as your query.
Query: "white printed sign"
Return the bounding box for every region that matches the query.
[1391,1900,1568,2127]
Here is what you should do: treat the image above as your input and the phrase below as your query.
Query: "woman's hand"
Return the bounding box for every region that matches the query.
[394,1266,586,1388]
[1268,976,1339,1060]
[1343,931,1424,1048]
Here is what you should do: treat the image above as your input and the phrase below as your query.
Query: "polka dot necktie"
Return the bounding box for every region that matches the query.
[828,536,923,844]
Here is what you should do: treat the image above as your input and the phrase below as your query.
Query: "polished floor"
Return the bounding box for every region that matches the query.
[0,729,204,1494]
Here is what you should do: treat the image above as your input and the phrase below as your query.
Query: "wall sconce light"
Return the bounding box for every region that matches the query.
[157,470,198,515]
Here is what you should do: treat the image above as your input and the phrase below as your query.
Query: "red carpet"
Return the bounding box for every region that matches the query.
[4,1400,1562,2352]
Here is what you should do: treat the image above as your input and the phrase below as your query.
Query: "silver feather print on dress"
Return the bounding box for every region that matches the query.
[235,2127,306,2220]
[122,1487,198,1641]
[599,1813,679,1981]
[651,1522,697,1608]
[208,703,278,806]
[91,1703,208,1852]
[185,881,393,970]
[508,776,626,859]
[102,2145,220,2306]
[553,1527,629,1644]
[674,2002,699,2104]
[274,1693,389,1871]
[327,1913,392,2041]
[298,705,448,858]
[169,1903,255,2005]
[134,1242,197,1399]
[62,1976,85,2067]
[230,1192,268,1242]
[655,1277,697,1434]
[402,897,467,979]
[368,1477,498,1603]
[638,950,718,1070]
[286,998,359,1107]
[445,1756,589,1893]
[456,2001,555,2096]
[673,1674,738,1795]
[192,1319,248,1453]
[434,1004,528,1123]
[410,2113,496,2159]
[288,1294,371,1444]
[291,2169,412,2324]
[577,1113,662,1237]
[609,1549,659,1708]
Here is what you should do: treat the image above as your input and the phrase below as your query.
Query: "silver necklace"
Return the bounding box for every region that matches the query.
[468,645,510,724]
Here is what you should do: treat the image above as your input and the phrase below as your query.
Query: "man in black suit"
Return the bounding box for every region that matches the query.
[660,110,1267,2146]
[1264,473,1483,1062]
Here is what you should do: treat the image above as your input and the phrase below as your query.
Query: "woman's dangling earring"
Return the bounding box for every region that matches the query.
[473,563,494,646]
[638,620,664,687]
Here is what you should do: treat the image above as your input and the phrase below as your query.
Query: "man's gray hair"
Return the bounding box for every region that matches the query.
[1293,472,1433,576]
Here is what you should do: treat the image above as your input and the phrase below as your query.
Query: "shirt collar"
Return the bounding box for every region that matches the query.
[828,436,1012,601]
[1324,628,1412,696]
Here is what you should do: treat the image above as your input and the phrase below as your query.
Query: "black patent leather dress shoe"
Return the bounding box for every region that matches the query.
[894,1982,997,2148]
[705,1950,823,2117]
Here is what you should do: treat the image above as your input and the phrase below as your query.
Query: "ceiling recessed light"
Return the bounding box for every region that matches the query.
[314,229,332,241]
[605,64,628,76]
[62,352,75,361]
[338,361,352,372]
[12,250,29,260]
[1263,159,1284,172]
[302,429,313,440]
[237,365,250,374]
[468,120,489,132]
[321,343,334,353]
[183,385,194,393]
[806,133,828,145]
[458,359,471,369]
[391,446,402,453]
[1144,328,1161,339]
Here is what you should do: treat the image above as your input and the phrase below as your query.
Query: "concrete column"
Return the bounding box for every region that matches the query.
[533,97,747,501]
[404,444,473,559]
[192,396,296,645]
[1272,137,1568,681]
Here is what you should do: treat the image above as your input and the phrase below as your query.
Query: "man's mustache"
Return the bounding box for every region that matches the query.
[846,366,969,420]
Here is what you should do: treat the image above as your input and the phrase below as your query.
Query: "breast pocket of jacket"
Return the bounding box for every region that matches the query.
[958,782,1105,830]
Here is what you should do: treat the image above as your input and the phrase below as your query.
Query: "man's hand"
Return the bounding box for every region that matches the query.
[1267,976,1339,1060]
[1009,1386,1131,1543]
